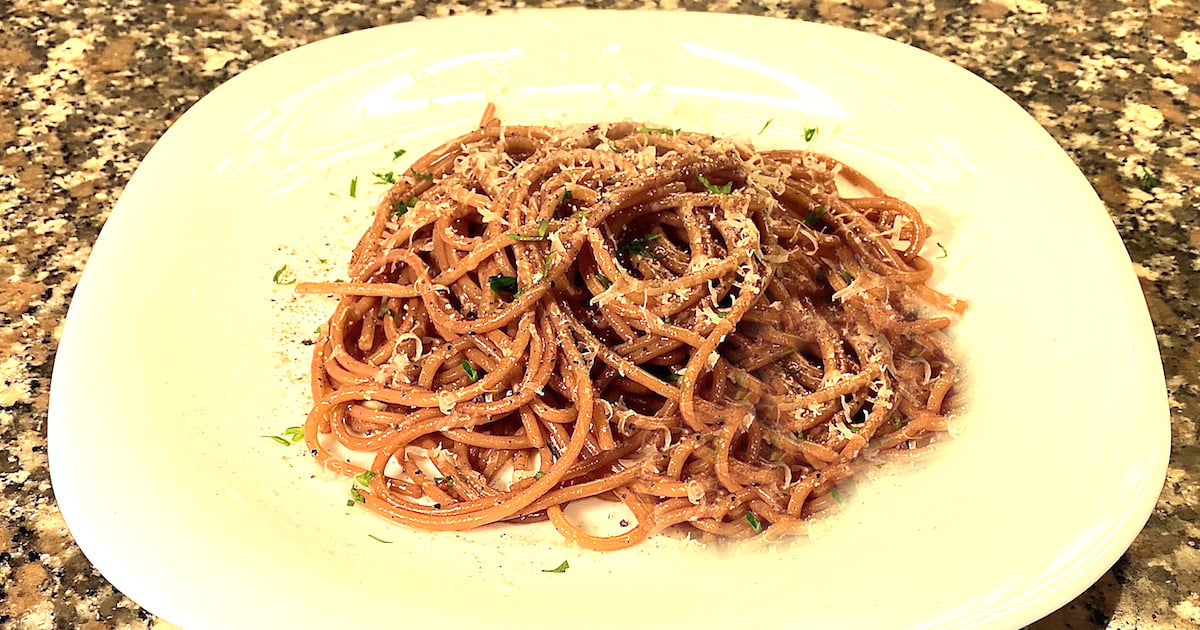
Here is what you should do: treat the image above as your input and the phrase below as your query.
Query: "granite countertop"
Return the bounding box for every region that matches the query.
[2,1,1197,628]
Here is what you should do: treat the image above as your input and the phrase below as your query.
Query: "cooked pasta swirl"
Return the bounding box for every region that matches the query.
[298,107,965,549]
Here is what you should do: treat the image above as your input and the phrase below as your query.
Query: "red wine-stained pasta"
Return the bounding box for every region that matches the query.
[297,106,965,549]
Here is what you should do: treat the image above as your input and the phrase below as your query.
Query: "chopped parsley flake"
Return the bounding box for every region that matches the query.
[745,511,763,533]
[838,269,853,283]
[282,426,304,443]
[1137,167,1160,191]
[638,126,678,135]
[350,486,366,504]
[804,127,818,142]
[368,534,393,543]
[831,487,844,505]
[507,219,551,242]
[380,306,395,318]
[488,274,518,294]
[804,207,824,227]
[534,471,546,481]
[461,359,480,383]
[262,435,290,446]
[622,232,663,258]
[272,264,296,285]
[433,476,455,486]
[596,274,612,289]
[889,412,902,429]
[349,176,358,198]
[758,118,773,134]
[392,148,407,160]
[697,174,732,194]
[410,169,435,181]
[355,471,375,486]
[392,197,417,217]
[373,171,396,184]
[542,560,570,573]
[937,242,949,259]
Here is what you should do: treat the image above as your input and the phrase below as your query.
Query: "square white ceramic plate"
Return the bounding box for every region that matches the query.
[49,10,1169,630]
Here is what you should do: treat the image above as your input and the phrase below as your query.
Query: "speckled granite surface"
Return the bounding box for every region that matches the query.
[1,0,1196,628]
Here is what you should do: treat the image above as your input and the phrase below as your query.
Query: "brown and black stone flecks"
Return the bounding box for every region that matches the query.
[2,1,1197,628]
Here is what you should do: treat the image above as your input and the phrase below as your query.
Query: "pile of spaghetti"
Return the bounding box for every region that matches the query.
[299,109,965,550]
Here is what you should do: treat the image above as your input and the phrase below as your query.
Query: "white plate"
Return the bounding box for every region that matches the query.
[49,10,1169,630]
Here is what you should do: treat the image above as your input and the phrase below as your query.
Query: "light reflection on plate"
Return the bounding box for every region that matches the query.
[49,10,1167,630]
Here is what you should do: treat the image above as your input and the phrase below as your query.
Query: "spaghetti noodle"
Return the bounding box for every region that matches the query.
[298,107,965,549]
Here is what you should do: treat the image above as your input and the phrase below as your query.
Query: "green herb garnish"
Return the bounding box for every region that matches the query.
[282,426,304,443]
[758,118,773,135]
[639,126,678,135]
[380,306,395,318]
[349,176,358,198]
[489,274,518,294]
[461,360,480,383]
[1136,167,1160,192]
[368,534,393,543]
[596,274,612,289]
[664,372,682,383]
[262,435,290,446]
[508,219,552,242]
[745,511,763,533]
[392,148,407,160]
[804,127,818,142]
[433,476,455,486]
[838,269,853,283]
[804,207,824,227]
[534,471,546,481]
[392,197,417,217]
[272,264,296,285]
[350,486,366,504]
[889,412,902,429]
[542,560,570,573]
[936,242,949,259]
[697,174,732,195]
[373,171,396,184]
[831,487,844,505]
[355,471,375,486]
[622,232,663,258]
[410,169,435,181]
